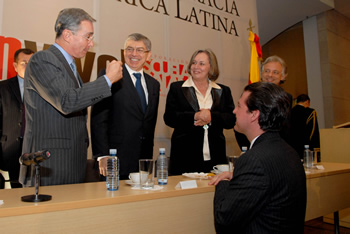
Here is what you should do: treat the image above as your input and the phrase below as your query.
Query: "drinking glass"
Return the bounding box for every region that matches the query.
[139,159,155,189]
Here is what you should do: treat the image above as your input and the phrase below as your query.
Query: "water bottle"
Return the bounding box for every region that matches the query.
[303,145,313,169]
[106,149,119,191]
[241,146,248,155]
[157,148,168,185]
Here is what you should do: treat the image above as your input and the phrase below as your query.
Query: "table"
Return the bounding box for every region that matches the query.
[305,162,350,221]
[305,162,350,233]
[0,175,215,234]
[1,162,350,233]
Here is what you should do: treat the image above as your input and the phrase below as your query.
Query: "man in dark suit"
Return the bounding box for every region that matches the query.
[0,48,34,188]
[209,82,306,234]
[291,94,320,158]
[91,33,160,180]
[19,8,123,187]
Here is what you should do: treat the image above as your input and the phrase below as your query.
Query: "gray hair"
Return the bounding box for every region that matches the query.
[54,8,96,39]
[262,55,288,83]
[124,33,152,51]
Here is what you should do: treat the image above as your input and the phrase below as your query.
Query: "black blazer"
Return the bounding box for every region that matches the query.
[91,65,160,177]
[291,105,320,158]
[164,81,235,175]
[0,76,23,184]
[214,131,306,234]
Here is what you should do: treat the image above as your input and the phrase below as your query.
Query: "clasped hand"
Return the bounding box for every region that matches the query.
[194,109,211,126]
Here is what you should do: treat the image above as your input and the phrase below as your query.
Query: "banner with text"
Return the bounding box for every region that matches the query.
[0,0,259,155]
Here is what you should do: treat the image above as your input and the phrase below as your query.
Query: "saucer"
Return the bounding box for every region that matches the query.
[211,169,230,174]
[125,180,140,187]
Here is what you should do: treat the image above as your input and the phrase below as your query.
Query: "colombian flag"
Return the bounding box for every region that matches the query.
[248,31,262,84]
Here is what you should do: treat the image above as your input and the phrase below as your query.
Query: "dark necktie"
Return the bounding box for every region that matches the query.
[134,73,147,113]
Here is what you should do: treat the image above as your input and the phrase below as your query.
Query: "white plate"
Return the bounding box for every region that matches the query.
[212,169,231,174]
[182,172,214,180]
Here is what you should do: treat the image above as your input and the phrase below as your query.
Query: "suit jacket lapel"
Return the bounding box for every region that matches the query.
[182,86,199,112]
[145,73,159,115]
[48,45,80,88]
[76,72,83,86]
[211,87,222,110]
[144,74,152,115]
[9,77,22,104]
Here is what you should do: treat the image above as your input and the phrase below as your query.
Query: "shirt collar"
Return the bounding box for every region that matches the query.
[182,76,221,89]
[250,134,261,149]
[125,63,144,76]
[53,43,74,65]
[17,75,24,85]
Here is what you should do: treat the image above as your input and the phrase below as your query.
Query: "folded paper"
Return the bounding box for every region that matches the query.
[176,180,197,189]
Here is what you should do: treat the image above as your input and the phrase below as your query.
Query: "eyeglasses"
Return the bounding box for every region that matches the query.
[18,61,29,66]
[125,47,149,55]
[72,31,94,42]
[263,69,280,75]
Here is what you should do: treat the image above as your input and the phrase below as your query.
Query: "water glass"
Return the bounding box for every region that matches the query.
[139,159,155,189]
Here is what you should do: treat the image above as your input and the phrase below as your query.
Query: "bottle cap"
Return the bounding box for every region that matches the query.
[109,149,117,156]
[242,146,248,151]
[159,148,165,154]
[304,145,309,149]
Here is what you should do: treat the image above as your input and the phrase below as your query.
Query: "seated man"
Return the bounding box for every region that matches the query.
[209,82,306,234]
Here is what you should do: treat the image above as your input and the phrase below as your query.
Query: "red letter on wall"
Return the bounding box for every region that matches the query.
[0,36,22,80]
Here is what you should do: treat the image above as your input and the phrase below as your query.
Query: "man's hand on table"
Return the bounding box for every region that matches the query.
[208,171,233,186]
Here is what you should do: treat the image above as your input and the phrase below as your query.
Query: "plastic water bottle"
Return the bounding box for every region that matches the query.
[157,148,168,185]
[303,145,313,169]
[241,146,248,155]
[106,149,119,191]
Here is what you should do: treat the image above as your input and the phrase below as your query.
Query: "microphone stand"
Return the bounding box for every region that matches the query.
[21,163,52,202]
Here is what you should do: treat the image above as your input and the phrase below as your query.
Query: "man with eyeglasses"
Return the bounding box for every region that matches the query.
[261,55,293,145]
[91,33,160,180]
[19,8,123,187]
[235,55,293,149]
[261,55,289,86]
[0,48,34,188]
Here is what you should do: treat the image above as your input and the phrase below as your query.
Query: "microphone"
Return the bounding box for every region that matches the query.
[20,150,51,166]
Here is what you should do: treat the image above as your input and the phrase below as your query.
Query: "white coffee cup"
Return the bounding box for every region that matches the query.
[213,164,229,173]
[129,172,148,184]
